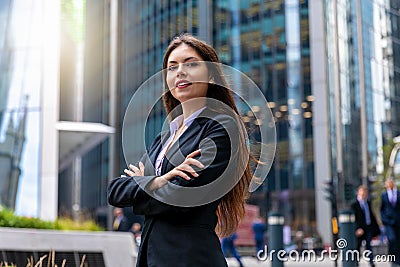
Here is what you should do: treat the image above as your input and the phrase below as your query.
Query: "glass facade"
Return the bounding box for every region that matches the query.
[0,0,44,215]
[58,0,111,222]
[389,0,400,137]
[213,0,315,234]
[325,0,400,204]
[119,0,209,169]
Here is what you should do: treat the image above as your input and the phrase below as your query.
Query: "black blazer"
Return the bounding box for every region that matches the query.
[380,190,400,242]
[351,200,380,238]
[108,109,239,267]
[115,215,131,232]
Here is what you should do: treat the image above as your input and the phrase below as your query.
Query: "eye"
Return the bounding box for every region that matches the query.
[185,62,199,68]
[167,65,177,71]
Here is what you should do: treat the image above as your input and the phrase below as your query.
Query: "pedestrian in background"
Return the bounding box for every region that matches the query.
[351,185,380,267]
[221,232,245,267]
[108,33,252,267]
[113,207,130,232]
[252,216,266,256]
[130,222,142,247]
[380,178,400,267]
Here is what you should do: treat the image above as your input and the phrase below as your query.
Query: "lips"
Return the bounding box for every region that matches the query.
[175,80,192,89]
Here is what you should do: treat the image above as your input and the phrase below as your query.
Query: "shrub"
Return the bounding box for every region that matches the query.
[0,207,54,229]
[0,206,103,231]
[55,217,103,231]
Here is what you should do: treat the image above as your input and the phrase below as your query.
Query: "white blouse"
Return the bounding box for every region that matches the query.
[155,106,206,175]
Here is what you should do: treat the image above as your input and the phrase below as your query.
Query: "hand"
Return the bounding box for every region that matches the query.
[124,162,145,177]
[161,149,204,181]
[355,228,364,237]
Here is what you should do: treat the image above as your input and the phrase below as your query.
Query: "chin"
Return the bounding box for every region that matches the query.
[173,94,192,102]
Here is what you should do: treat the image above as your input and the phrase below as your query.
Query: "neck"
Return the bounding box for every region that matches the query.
[181,99,206,120]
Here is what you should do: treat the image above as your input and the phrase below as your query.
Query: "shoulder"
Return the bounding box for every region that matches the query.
[196,108,239,130]
[380,192,389,203]
[350,201,359,209]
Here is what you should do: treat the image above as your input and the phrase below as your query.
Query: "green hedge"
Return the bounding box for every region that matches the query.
[0,207,103,231]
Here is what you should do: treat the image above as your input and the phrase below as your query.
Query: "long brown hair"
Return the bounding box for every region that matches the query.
[162,33,252,237]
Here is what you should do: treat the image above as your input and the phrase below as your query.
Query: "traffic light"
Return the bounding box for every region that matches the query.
[344,182,354,201]
[367,176,378,199]
[324,178,339,250]
[331,217,339,235]
[324,179,336,203]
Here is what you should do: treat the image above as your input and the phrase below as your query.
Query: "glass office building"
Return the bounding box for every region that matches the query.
[58,0,113,223]
[0,0,45,214]
[325,0,400,193]
[119,0,213,168]
[213,0,315,234]
[309,0,400,242]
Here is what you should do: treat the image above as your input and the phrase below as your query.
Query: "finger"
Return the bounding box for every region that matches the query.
[139,162,145,174]
[186,149,201,159]
[124,169,134,177]
[129,164,140,173]
[171,169,191,181]
[184,158,204,169]
[176,164,199,177]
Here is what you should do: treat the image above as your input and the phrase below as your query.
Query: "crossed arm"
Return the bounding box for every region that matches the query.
[107,115,236,215]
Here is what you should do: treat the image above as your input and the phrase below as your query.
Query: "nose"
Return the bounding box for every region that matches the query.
[176,63,186,77]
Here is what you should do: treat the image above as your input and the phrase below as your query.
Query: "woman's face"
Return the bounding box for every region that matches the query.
[166,43,210,103]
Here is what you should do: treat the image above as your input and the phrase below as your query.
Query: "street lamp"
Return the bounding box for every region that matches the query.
[386,135,400,180]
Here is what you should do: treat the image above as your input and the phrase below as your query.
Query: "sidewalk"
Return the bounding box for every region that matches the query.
[227,256,392,267]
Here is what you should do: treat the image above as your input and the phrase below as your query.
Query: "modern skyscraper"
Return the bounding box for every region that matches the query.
[58,0,114,223]
[0,101,27,210]
[311,0,400,242]
[0,0,60,219]
[0,0,19,210]
[213,0,315,236]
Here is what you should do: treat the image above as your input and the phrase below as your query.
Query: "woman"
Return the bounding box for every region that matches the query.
[108,34,251,267]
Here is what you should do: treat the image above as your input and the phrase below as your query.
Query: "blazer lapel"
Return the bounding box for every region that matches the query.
[144,131,170,175]
[385,192,390,205]
[161,119,203,173]
[159,108,216,174]
[170,107,215,154]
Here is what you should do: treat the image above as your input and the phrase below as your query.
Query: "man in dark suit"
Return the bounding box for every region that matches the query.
[113,207,131,232]
[221,233,244,267]
[380,178,400,266]
[252,216,266,256]
[351,185,380,267]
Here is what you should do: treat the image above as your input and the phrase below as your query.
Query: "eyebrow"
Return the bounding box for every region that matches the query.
[168,56,199,64]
